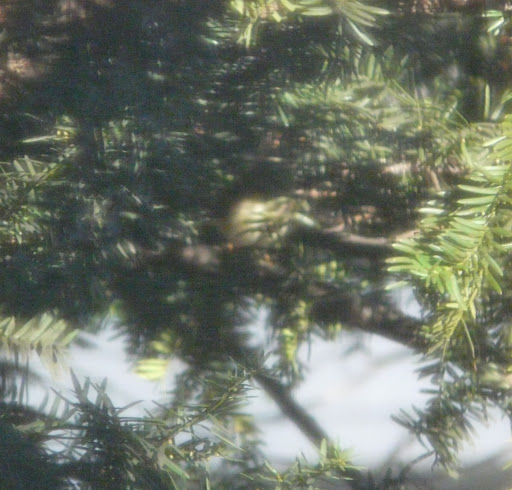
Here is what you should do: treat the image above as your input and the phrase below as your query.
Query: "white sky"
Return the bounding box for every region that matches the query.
[23,288,512,488]
[31,322,510,476]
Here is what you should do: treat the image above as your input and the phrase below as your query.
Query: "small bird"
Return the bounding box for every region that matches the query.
[218,139,316,249]
[224,195,316,249]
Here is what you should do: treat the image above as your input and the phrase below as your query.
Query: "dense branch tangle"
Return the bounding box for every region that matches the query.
[1,0,512,485]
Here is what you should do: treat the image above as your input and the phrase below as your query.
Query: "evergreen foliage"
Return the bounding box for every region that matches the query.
[1,0,512,487]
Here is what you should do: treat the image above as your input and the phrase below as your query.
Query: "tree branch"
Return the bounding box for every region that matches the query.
[253,371,365,485]
[292,228,394,260]
[139,238,425,352]
[253,372,328,447]
[310,291,426,350]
